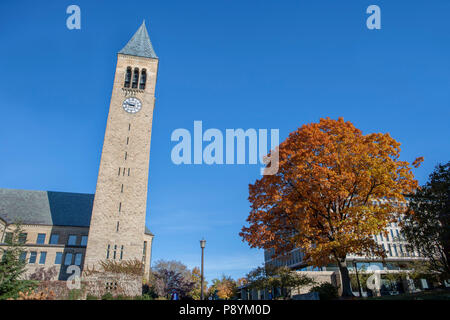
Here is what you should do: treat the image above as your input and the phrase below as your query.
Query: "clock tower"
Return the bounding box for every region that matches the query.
[83,21,158,276]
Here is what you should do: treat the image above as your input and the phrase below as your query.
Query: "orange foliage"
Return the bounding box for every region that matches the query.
[240,118,422,267]
[13,288,55,300]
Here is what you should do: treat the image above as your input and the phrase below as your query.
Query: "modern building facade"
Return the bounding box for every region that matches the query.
[0,21,158,281]
[255,200,442,298]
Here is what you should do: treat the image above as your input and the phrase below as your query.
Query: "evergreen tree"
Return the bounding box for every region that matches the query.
[0,223,36,299]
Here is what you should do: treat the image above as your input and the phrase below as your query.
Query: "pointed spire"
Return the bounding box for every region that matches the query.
[119,21,157,59]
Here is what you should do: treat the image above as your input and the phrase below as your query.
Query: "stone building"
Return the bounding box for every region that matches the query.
[0,21,158,281]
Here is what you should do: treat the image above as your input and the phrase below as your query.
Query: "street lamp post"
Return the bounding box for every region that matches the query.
[353,259,363,297]
[200,239,206,300]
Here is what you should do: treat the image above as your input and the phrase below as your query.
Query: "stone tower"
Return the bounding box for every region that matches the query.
[83,21,158,275]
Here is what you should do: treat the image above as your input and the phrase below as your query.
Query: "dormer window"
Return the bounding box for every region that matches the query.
[139,69,147,90]
[132,68,139,88]
[124,67,131,88]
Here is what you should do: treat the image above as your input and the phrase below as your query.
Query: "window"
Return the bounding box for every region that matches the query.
[119,202,122,212]
[126,137,129,145]
[19,251,27,262]
[116,222,119,232]
[118,168,121,176]
[392,244,398,257]
[113,245,117,260]
[379,233,383,241]
[68,235,77,246]
[19,233,27,244]
[3,232,13,243]
[55,252,63,264]
[74,253,82,266]
[120,246,124,260]
[81,236,88,247]
[124,67,131,88]
[132,68,139,88]
[39,252,47,264]
[390,229,395,240]
[121,184,124,193]
[106,244,110,259]
[36,233,46,244]
[124,152,127,160]
[49,234,59,244]
[387,244,392,256]
[399,244,404,256]
[29,252,37,264]
[64,253,73,265]
[139,69,147,90]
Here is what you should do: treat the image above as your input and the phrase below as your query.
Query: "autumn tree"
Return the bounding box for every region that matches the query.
[189,267,208,300]
[402,161,450,279]
[207,275,237,300]
[240,118,422,297]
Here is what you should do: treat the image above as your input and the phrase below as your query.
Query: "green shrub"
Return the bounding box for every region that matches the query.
[67,289,82,300]
[86,294,98,300]
[101,292,114,300]
[134,294,153,300]
[310,282,339,300]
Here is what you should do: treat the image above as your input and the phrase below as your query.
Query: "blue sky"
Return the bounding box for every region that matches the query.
[0,0,449,283]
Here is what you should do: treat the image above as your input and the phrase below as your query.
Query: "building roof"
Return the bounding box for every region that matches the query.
[145,226,154,236]
[0,188,94,227]
[119,21,157,59]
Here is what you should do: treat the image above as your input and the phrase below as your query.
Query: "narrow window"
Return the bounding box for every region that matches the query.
[128,168,130,176]
[64,253,73,265]
[29,251,37,264]
[113,245,117,260]
[55,252,63,264]
[106,244,110,259]
[121,184,124,193]
[116,221,119,232]
[36,233,46,244]
[120,246,124,260]
[132,68,139,88]
[3,232,13,244]
[81,235,88,246]
[39,252,47,264]
[74,253,82,266]
[19,252,27,262]
[124,67,131,88]
[126,137,129,145]
[123,168,125,176]
[125,152,127,160]
[68,235,77,246]
[119,202,121,212]
[128,123,131,131]
[118,168,121,176]
[49,234,59,244]
[19,233,27,244]
[139,69,147,90]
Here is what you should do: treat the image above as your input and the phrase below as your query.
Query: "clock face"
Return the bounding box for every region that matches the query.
[122,97,142,114]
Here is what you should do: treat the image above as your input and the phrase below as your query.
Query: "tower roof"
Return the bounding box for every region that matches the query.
[119,21,157,59]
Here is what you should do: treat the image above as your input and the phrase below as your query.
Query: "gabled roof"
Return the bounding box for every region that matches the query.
[119,21,157,59]
[0,188,94,227]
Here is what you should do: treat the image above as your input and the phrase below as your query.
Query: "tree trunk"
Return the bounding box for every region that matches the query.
[337,259,354,297]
